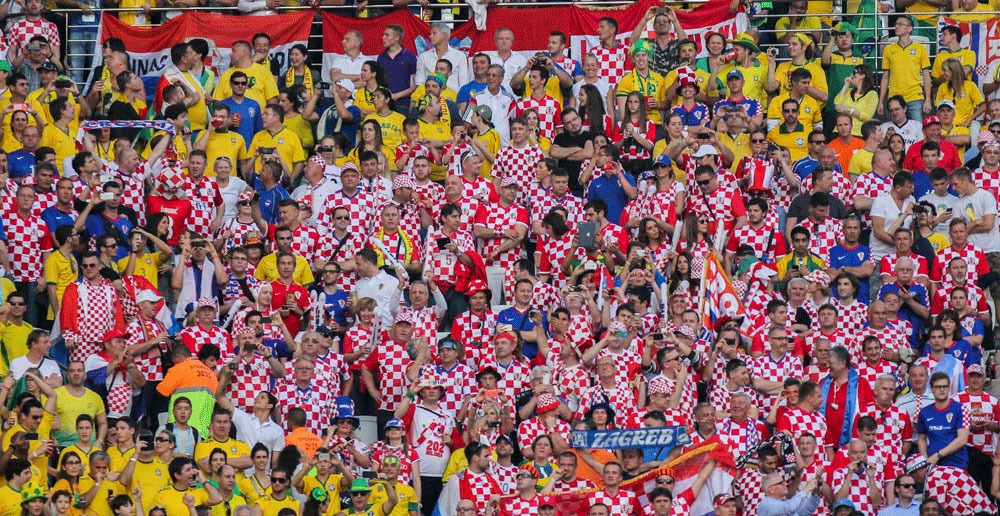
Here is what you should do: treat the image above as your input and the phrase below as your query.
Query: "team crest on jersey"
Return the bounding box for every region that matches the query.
[858,251,865,260]
[155,470,162,476]
[231,138,237,144]
[278,139,285,145]
[248,77,257,88]
[910,49,917,56]
[946,412,954,422]
[796,138,805,145]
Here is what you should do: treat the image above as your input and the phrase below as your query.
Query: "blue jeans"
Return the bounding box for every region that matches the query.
[906,100,925,122]
[68,27,99,84]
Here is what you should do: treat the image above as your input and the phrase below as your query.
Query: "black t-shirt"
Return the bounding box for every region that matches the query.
[553,130,594,193]
[787,192,847,222]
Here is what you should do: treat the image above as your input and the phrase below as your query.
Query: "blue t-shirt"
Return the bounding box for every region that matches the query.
[791,156,819,181]
[671,103,710,128]
[496,306,548,360]
[84,213,134,260]
[912,170,932,200]
[916,399,968,469]
[218,96,263,150]
[316,289,349,328]
[713,97,762,118]
[588,172,637,225]
[828,244,872,304]
[877,282,929,347]
[41,206,75,234]
[457,81,489,105]
[8,149,35,179]
[251,179,289,225]
[377,49,418,110]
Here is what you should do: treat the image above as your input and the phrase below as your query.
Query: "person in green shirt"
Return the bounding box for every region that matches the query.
[337,479,398,516]
[776,226,826,288]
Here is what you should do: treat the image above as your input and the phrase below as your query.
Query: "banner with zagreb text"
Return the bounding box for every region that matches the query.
[320,0,747,87]
[94,11,314,93]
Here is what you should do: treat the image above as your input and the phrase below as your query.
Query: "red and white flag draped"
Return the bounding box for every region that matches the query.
[698,254,746,335]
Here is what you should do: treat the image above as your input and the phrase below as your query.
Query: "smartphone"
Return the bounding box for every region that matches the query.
[11,103,28,112]
[317,82,331,91]
[487,421,501,428]
[436,237,452,250]
[483,389,500,398]
[100,192,114,201]
[26,44,40,52]
[23,432,38,441]
[138,432,154,447]
[244,342,258,352]
[259,147,275,154]
[55,79,73,89]
[286,293,296,305]
[320,146,334,152]
[696,133,711,140]
[191,241,206,249]
[260,316,272,324]
[578,221,597,249]
[99,173,115,183]
[652,333,665,341]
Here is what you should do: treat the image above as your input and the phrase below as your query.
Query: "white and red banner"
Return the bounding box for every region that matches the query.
[320,0,747,84]
[95,11,314,84]
[699,253,745,334]
[940,17,1000,90]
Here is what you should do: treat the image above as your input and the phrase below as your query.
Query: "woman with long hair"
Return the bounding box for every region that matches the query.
[521,435,559,489]
[322,411,372,475]
[613,91,656,174]
[366,87,405,154]
[637,217,673,273]
[369,419,421,492]
[278,85,318,151]
[342,297,376,395]
[280,44,317,94]
[346,119,394,170]
[237,443,272,506]
[354,60,388,116]
[52,451,85,516]
[937,58,986,131]
[935,308,980,367]
[677,213,717,278]
[654,112,689,182]
[577,83,612,136]
[882,132,906,170]
[300,487,331,516]
[20,488,48,516]
[522,107,551,154]
[834,64,877,136]
[208,448,229,477]
[666,251,699,302]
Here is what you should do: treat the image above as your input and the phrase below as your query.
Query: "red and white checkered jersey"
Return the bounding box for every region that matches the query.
[513,96,562,140]
[484,359,532,400]
[647,373,697,418]
[419,361,476,417]
[359,175,393,206]
[709,385,762,417]
[717,417,770,459]
[317,231,364,293]
[529,190,584,229]
[853,326,908,364]
[794,216,843,264]
[314,351,349,393]
[587,488,637,516]
[364,338,414,411]
[854,402,913,463]
[179,324,234,362]
[377,199,424,246]
[408,403,457,475]
[737,467,767,514]
[547,476,597,494]
[442,141,474,176]
[776,405,828,442]
[117,164,150,226]
[831,462,883,516]
[800,456,832,516]
[413,179,445,210]
[125,315,167,382]
[536,229,584,290]
[492,144,545,204]
[182,175,223,240]
[63,282,120,362]
[226,354,279,413]
[924,464,997,516]
[856,359,897,389]
[497,493,551,516]
[462,176,499,205]
[851,172,893,228]
[955,390,1000,453]
[281,223,323,264]
[423,227,475,287]
[931,243,990,283]
[6,212,52,282]
[516,416,571,451]
[836,300,870,343]
[931,281,990,315]
[493,463,519,495]
[323,189,377,239]
[576,383,642,429]
[7,18,58,50]
[368,227,422,272]
[274,380,332,436]
[455,470,502,516]
[595,347,643,388]
[972,165,1000,207]
[342,323,373,372]
[804,170,853,206]
[451,309,497,370]
[395,141,432,175]
[474,202,528,268]
[685,184,747,235]
[591,42,631,89]
[880,252,929,279]
[431,194,481,234]
[552,363,590,412]
[749,353,804,408]
[400,305,438,349]
[218,219,263,257]
[369,441,420,485]
[726,223,787,262]
[610,119,657,161]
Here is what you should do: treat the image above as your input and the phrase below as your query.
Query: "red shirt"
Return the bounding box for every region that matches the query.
[270,280,310,336]
[902,138,962,172]
[148,195,193,245]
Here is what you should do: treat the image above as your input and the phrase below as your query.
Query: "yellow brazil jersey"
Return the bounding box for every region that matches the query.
[369,481,418,516]
[28,89,81,134]
[237,473,272,506]
[43,251,80,312]
[768,122,810,162]
[417,118,451,181]
[774,60,828,98]
[1,423,49,477]
[952,3,996,22]
[40,124,77,175]
[144,131,189,163]
[932,48,977,78]
[78,474,125,516]
[0,98,47,135]
[52,387,104,447]
[342,505,385,516]
[523,75,567,106]
[254,493,300,516]
[0,131,22,153]
[412,84,458,104]
[718,131,751,175]
[0,484,23,516]
[941,124,971,156]
[774,16,824,42]
[117,251,162,288]
[248,127,306,174]
[616,69,666,125]
[346,145,398,172]
[195,437,251,473]
[151,485,211,516]
[906,1,942,23]
[720,56,768,106]
[253,252,314,286]
[936,80,985,127]
[804,0,834,26]
[212,493,249,516]
[882,41,931,103]
[283,115,314,152]
[475,128,502,179]
[196,130,247,177]
[181,70,209,131]
[58,444,97,472]
[128,458,171,502]
[302,474,344,514]
[0,320,32,377]
[353,88,376,115]
[215,64,279,109]
[767,92,822,128]
[107,445,136,473]
[94,141,115,163]
[848,147,875,178]
[364,111,406,152]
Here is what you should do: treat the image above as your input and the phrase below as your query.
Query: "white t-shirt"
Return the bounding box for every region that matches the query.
[218,176,249,224]
[870,192,916,260]
[957,188,1000,253]
[409,403,455,476]
[572,78,611,106]
[880,119,923,152]
[9,355,61,380]
[919,191,960,235]
[484,51,529,89]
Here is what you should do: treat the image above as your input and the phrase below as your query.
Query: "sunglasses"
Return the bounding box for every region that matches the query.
[8,302,23,306]
[751,138,767,143]
[231,81,248,86]
[82,263,99,268]
[333,215,349,220]
[696,179,712,186]
[517,473,535,479]
[155,437,172,443]
[899,483,915,488]
[783,109,799,113]
[237,201,251,207]
[270,477,288,484]
[350,492,369,497]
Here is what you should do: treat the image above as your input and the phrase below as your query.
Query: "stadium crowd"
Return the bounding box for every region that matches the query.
[4,0,1000,515]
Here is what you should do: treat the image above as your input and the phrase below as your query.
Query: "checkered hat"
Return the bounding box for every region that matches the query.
[157,166,185,192]
[393,311,414,325]
[677,66,698,89]
[238,190,254,202]
[536,393,560,414]
[648,380,671,395]
[674,325,696,340]
[393,174,415,190]
[341,162,359,175]
[499,176,520,188]
[804,270,831,285]
[309,154,327,168]
[196,297,218,310]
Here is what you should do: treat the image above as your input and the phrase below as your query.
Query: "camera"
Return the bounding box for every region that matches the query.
[487,421,501,428]
[260,147,275,155]
[191,241,206,249]
[26,44,40,52]
[320,146,334,152]
[244,343,258,352]
[55,79,73,89]
[696,133,710,140]
[317,82,331,90]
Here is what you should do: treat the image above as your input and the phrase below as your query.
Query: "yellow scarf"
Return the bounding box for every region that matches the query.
[373,229,413,268]
[285,67,314,94]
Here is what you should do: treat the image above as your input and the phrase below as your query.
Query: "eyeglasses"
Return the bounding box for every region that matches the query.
[696,179,712,186]
[350,492,369,497]
[28,414,42,420]
[231,81,248,86]
[333,215,349,220]
[931,384,950,389]
[270,477,288,484]
[899,483,915,488]
[516,473,535,479]
[237,201,251,207]
[8,302,23,306]
[783,109,799,113]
